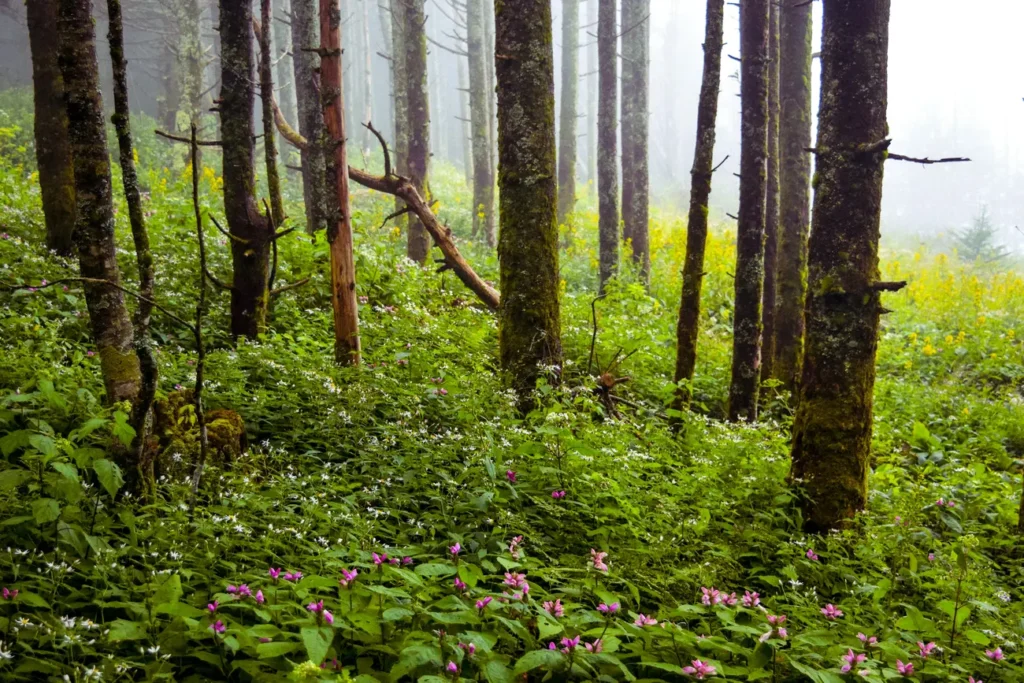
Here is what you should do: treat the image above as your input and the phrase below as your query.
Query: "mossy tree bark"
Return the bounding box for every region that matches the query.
[727,0,769,422]
[458,55,473,178]
[586,0,598,185]
[27,0,77,258]
[174,0,204,130]
[390,0,409,193]
[673,0,724,411]
[57,0,141,405]
[484,0,498,190]
[291,0,329,233]
[258,0,286,227]
[403,0,431,264]
[620,0,649,283]
[157,36,181,131]
[597,0,619,293]
[276,0,298,126]
[495,0,562,407]
[220,0,273,338]
[773,0,814,395]
[359,0,374,153]
[468,0,496,247]
[790,0,892,533]
[556,0,579,232]
[760,0,780,386]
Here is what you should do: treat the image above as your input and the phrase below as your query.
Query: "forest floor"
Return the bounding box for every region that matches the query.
[0,90,1022,682]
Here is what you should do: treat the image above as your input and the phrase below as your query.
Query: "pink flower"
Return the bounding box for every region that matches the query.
[324,610,334,625]
[307,600,333,625]
[840,649,866,673]
[506,470,517,483]
[458,642,476,656]
[403,557,413,566]
[284,571,302,582]
[821,604,844,620]
[985,647,1004,662]
[509,536,524,560]
[236,584,252,599]
[742,591,760,607]
[307,600,325,613]
[634,614,658,627]
[446,661,458,674]
[551,490,566,499]
[723,592,738,606]
[701,587,722,606]
[209,620,226,634]
[559,635,581,653]
[585,639,603,653]
[454,577,468,592]
[767,614,787,627]
[682,659,716,679]
[226,585,237,594]
[806,549,819,561]
[504,572,527,590]
[760,614,788,642]
[372,553,387,565]
[449,543,461,556]
[857,633,879,648]
[389,557,400,566]
[597,602,619,615]
[1,587,18,600]
[207,600,219,613]
[475,596,492,610]
[590,549,609,572]
[339,568,359,588]
[969,677,984,683]
[896,660,914,676]
[928,553,935,562]
[86,350,95,357]
[268,568,281,581]
[543,599,564,617]
[917,641,937,658]
[254,590,265,604]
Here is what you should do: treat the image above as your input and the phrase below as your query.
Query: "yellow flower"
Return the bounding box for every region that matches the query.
[944,335,953,345]
[961,407,970,416]
[904,361,913,370]
[922,343,937,356]
[1008,329,1016,339]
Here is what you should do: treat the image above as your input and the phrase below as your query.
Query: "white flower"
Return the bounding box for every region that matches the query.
[0,641,12,660]
[60,616,76,629]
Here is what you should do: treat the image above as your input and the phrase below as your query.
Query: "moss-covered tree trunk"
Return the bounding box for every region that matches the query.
[556,0,579,232]
[291,0,329,233]
[760,0,780,386]
[620,0,649,283]
[673,0,724,411]
[27,0,77,258]
[468,0,496,247]
[484,0,498,192]
[586,0,598,185]
[458,55,472,178]
[174,0,204,130]
[157,36,180,131]
[597,0,619,293]
[495,0,562,407]
[773,0,814,395]
[359,0,374,153]
[727,0,769,422]
[790,0,892,532]
[276,0,298,126]
[221,0,273,338]
[57,0,141,405]
[260,0,285,227]
[403,0,431,264]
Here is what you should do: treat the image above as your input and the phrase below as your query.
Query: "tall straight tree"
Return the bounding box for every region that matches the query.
[276,0,298,126]
[467,0,495,246]
[773,0,814,394]
[596,0,618,292]
[56,0,141,404]
[556,0,579,230]
[320,0,361,363]
[403,0,431,263]
[760,0,780,384]
[673,0,724,410]
[790,0,892,532]
[220,0,273,338]
[727,0,769,422]
[173,0,204,129]
[259,0,285,226]
[359,0,373,152]
[291,0,329,233]
[495,0,562,406]
[620,0,649,281]
[586,0,598,185]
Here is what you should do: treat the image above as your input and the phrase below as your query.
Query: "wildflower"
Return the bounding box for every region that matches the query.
[590,549,609,572]
[268,568,281,581]
[634,614,658,627]
[254,590,265,604]
[760,614,788,642]
[543,599,564,617]
[896,660,914,676]
[307,600,333,625]
[207,600,219,613]
[597,602,619,615]
[560,635,581,653]
[857,633,879,648]
[701,587,722,606]
[551,490,566,499]
[984,647,1004,662]
[585,639,603,653]
[284,571,303,582]
[339,568,359,588]
[723,592,738,606]
[458,642,476,656]
[917,641,938,658]
[235,584,252,599]
[928,553,935,562]
[806,549,819,561]
[821,604,844,620]
[449,543,461,556]
[0,642,11,660]
[446,661,458,674]
[403,557,414,566]
[509,536,524,559]
[504,572,527,590]
[475,596,492,610]
[454,577,468,592]
[209,620,226,634]
[1,588,17,600]
[682,659,717,679]
[372,553,388,565]
[506,470,517,483]
[389,557,400,566]
[969,677,983,683]
[841,649,867,673]
[742,591,760,607]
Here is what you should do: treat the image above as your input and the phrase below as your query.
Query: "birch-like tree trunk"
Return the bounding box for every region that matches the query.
[760,0,781,385]
[260,0,285,226]
[597,0,619,293]
[468,0,495,246]
[620,0,649,282]
[556,0,579,231]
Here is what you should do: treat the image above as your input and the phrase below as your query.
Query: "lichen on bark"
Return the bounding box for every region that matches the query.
[402,0,431,264]
[291,0,329,234]
[468,0,496,247]
[620,0,650,283]
[760,0,781,386]
[597,0,619,293]
[556,0,579,233]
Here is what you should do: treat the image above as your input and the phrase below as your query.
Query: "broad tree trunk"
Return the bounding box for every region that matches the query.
[495,0,562,407]
[484,0,498,191]
[468,0,495,247]
[620,0,649,282]
[773,0,814,394]
[157,36,180,131]
[174,0,204,129]
[760,0,781,386]
[391,0,408,177]
[727,0,769,422]
[260,0,285,226]
[221,0,273,338]
[276,0,298,126]
[320,0,361,364]
[291,0,329,234]
[790,0,892,532]
[597,0,618,293]
[27,0,76,257]
[57,0,141,405]
[377,0,395,141]
[673,0,724,411]
[586,0,598,185]
[556,0,579,231]
[403,0,431,263]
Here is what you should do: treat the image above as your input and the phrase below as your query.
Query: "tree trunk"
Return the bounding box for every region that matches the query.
[291,0,329,234]
[620,0,649,282]
[484,0,498,193]
[221,0,273,338]
[458,55,472,179]
[773,0,814,395]
[157,36,180,131]
[727,0,769,422]
[673,0,724,411]
[27,0,76,257]
[174,0,204,129]
[57,0,141,405]
[276,0,298,127]
[556,0,579,231]
[403,0,430,264]
[377,0,395,142]
[760,0,781,387]
[320,0,361,364]
[360,0,374,154]
[495,0,562,407]
[468,0,495,247]
[789,0,892,532]
[586,0,598,185]
[597,0,618,293]
[259,0,285,226]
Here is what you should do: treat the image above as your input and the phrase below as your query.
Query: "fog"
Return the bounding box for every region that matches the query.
[1,0,1021,249]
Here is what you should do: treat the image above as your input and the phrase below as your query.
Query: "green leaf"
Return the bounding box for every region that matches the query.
[0,430,31,456]
[153,574,183,605]
[50,461,79,482]
[457,563,483,588]
[482,660,514,683]
[257,641,300,659]
[0,468,32,491]
[31,498,60,525]
[301,625,333,664]
[383,607,415,621]
[28,433,56,457]
[512,649,564,676]
[965,629,990,646]
[112,410,136,449]
[414,563,457,578]
[155,602,205,618]
[15,591,49,608]
[93,458,124,499]
[391,644,443,680]
[108,619,149,641]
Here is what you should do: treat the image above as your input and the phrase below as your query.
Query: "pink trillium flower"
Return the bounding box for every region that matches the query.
[372,553,387,565]
[551,490,566,499]
[506,470,517,483]
[841,649,867,673]
[207,600,218,613]
[284,571,302,582]
[268,568,282,581]
[591,549,609,572]
[821,604,844,620]
[634,614,658,627]
[597,602,619,615]
[475,596,492,610]
[543,599,564,617]
[585,639,603,653]
[742,591,760,607]
[806,549,819,561]
[339,568,359,588]
[210,620,226,634]
[918,641,938,658]
[985,647,1004,662]
[2,588,18,600]
[560,635,581,653]
[896,660,914,676]
[682,659,716,679]
[254,590,265,605]
[857,633,879,648]
[454,577,468,592]
[449,543,461,556]
[446,661,458,674]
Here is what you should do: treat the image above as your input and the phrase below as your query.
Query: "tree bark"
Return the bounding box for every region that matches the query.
[556,0,579,231]
[773,0,814,394]
[495,0,562,406]
[291,0,329,234]
[320,0,361,364]
[57,0,141,405]
[458,54,472,179]
[276,0,298,127]
[360,0,374,154]
[221,0,273,338]
[597,0,618,293]
[727,0,769,422]
[174,0,204,129]
[401,0,430,264]
[620,0,649,282]
[586,0,598,185]
[259,0,285,227]
[484,0,498,191]
[789,0,892,532]
[157,35,180,131]
[377,0,396,142]
[760,0,780,386]
[27,0,76,257]
[468,0,495,247]
[673,0,724,411]
[391,0,409,182]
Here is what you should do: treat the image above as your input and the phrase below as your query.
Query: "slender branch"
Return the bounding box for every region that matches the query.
[209,214,250,244]
[270,278,311,296]
[379,205,413,230]
[154,129,223,146]
[887,153,971,165]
